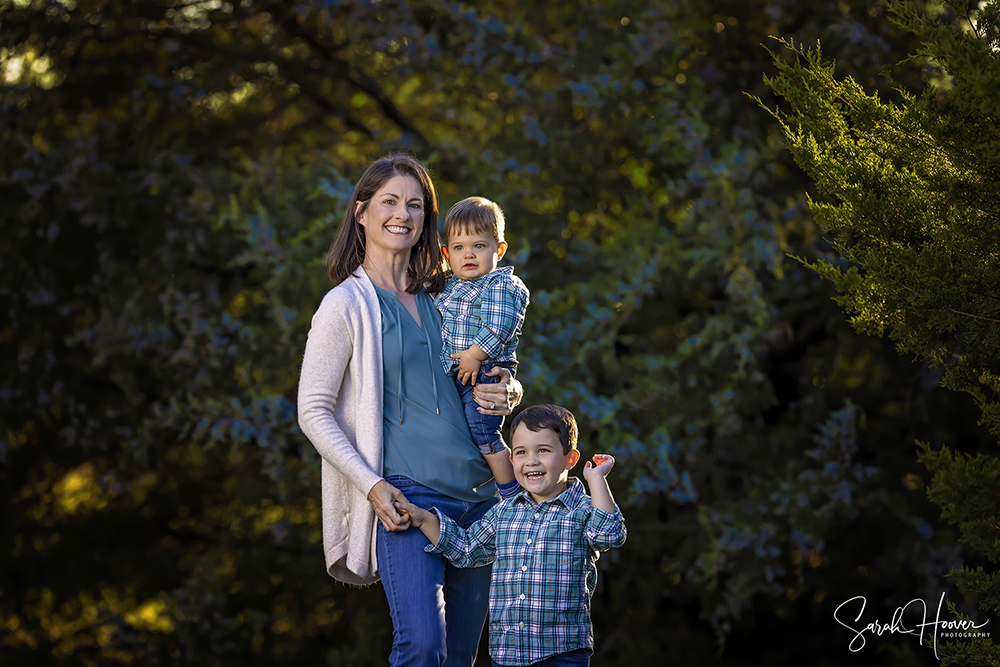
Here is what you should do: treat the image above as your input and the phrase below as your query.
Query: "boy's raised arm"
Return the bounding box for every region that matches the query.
[583,454,627,550]
[582,454,617,514]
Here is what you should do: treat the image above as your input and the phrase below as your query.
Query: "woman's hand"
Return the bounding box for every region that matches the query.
[472,366,523,416]
[367,480,412,532]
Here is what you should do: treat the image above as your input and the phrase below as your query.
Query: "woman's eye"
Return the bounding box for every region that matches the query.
[382,199,395,206]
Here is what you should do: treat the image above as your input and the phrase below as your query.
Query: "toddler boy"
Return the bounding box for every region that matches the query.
[437,197,530,498]
[397,404,627,667]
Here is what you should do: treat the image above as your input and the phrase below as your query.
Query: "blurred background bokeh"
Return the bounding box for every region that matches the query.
[2,0,993,665]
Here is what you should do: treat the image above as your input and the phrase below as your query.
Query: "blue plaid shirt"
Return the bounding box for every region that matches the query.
[426,478,626,666]
[435,266,529,376]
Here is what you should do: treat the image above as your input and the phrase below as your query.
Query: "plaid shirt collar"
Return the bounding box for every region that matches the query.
[512,476,585,510]
[446,264,515,288]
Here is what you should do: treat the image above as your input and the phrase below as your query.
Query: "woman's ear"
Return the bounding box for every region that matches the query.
[441,245,450,262]
[566,449,581,470]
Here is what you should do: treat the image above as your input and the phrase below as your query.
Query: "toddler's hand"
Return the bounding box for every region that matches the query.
[451,349,483,386]
[583,454,615,481]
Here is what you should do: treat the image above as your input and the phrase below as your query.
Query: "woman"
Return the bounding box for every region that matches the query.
[297,154,522,667]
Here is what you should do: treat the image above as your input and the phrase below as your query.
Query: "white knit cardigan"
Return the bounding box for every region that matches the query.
[298,266,385,585]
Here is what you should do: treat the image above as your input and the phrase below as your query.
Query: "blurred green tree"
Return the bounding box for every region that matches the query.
[763,0,1000,663]
[0,0,978,665]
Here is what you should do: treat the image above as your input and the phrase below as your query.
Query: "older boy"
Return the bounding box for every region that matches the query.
[397,405,627,667]
[437,197,530,498]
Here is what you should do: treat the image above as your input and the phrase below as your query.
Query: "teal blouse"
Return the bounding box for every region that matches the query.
[373,285,496,502]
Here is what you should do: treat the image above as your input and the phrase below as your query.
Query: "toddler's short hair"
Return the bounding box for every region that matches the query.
[509,404,578,455]
[444,196,505,244]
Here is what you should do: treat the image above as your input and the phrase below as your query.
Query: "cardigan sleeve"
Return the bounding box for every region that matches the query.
[297,288,383,497]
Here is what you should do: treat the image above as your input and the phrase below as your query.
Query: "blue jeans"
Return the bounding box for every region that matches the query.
[493,648,592,667]
[455,361,516,455]
[377,476,497,667]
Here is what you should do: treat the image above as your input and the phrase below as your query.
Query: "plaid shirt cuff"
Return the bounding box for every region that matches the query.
[586,504,627,550]
[424,508,457,554]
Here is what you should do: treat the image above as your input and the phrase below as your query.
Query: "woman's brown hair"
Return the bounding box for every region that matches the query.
[326,154,446,293]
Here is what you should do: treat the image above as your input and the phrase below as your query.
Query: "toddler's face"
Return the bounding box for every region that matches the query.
[443,229,507,280]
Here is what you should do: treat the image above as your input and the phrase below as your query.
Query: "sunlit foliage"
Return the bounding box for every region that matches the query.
[0,0,984,665]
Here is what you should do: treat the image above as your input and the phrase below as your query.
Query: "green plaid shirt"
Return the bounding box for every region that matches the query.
[435,266,529,376]
[426,478,626,666]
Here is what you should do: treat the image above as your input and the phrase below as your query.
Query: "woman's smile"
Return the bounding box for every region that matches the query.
[357,174,426,259]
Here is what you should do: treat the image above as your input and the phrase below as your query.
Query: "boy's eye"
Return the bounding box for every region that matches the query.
[475,244,485,249]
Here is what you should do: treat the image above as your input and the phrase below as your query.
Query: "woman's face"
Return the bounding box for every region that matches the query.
[357,174,426,260]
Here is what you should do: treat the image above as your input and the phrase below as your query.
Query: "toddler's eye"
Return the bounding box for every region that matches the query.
[475,244,485,249]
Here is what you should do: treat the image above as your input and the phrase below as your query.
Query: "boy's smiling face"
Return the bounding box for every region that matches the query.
[443,228,507,280]
[510,422,580,503]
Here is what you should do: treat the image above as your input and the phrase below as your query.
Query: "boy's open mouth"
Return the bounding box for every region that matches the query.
[524,471,545,480]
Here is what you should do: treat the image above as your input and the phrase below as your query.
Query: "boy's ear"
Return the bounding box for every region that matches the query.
[496,240,508,260]
[565,449,581,470]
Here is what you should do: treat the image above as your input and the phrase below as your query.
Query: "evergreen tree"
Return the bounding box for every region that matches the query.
[763,0,1000,663]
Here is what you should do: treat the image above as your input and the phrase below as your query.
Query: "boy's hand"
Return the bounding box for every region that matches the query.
[583,454,615,482]
[451,348,484,385]
[394,500,429,528]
